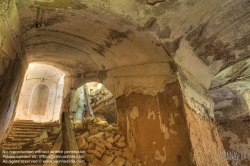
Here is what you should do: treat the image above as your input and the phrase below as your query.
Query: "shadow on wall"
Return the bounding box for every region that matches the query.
[14,63,65,123]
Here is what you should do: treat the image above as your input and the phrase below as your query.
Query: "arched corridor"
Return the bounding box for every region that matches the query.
[0,0,249,165]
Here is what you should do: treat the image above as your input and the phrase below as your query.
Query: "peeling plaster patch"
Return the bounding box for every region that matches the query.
[143,17,157,30]
[169,113,175,126]
[126,110,136,154]
[130,106,139,120]
[124,85,165,97]
[162,37,182,57]
[158,111,170,140]
[178,69,214,118]
[43,14,66,27]
[147,109,156,120]
[107,29,132,44]
[173,95,179,107]
[154,146,166,164]
[170,129,177,134]
[92,44,105,57]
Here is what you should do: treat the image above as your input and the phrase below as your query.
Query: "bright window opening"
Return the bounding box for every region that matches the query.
[15,63,65,122]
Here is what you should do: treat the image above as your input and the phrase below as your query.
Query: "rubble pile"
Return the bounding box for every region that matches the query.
[89,86,111,105]
[88,86,117,124]
[74,118,141,166]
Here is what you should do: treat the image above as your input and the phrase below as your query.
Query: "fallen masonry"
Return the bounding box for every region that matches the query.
[74,118,141,166]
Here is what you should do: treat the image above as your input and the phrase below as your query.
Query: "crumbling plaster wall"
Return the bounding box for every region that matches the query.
[0,58,26,143]
[183,101,228,166]
[71,62,228,165]
[176,68,229,165]
[0,0,26,143]
[116,81,193,166]
[115,80,228,166]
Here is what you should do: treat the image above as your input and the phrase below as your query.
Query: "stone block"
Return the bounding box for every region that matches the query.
[87,132,104,142]
[95,140,105,149]
[106,137,114,143]
[105,131,115,138]
[114,134,120,142]
[88,142,95,149]
[112,157,126,166]
[103,150,114,156]
[87,149,102,158]
[114,149,122,156]
[115,141,126,148]
[101,155,114,165]
[95,144,105,154]
[77,137,86,150]
[85,153,96,162]
[81,131,90,139]
[125,160,133,166]
[92,158,105,166]
[99,138,113,149]
[118,135,125,142]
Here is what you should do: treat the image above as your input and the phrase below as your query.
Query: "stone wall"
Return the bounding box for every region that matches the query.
[0,0,26,143]
[0,57,25,142]
[183,102,228,165]
[116,80,229,166]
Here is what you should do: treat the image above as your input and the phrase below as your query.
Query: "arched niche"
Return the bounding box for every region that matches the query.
[28,84,49,115]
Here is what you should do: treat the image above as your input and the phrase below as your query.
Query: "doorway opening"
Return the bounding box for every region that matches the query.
[69,82,117,124]
[15,63,65,123]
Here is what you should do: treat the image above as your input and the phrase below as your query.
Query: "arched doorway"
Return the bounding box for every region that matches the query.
[15,63,65,122]
[69,82,117,124]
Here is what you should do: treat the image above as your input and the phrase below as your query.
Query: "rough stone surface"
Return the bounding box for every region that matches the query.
[183,101,229,166]
[218,120,250,166]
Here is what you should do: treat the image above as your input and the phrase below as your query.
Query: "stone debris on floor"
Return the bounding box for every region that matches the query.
[74,118,141,166]
[0,120,62,166]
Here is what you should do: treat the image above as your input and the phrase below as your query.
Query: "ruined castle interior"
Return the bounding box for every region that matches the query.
[0,0,250,165]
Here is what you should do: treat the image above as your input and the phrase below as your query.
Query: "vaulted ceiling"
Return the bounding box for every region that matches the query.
[1,0,250,119]
[8,0,248,77]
